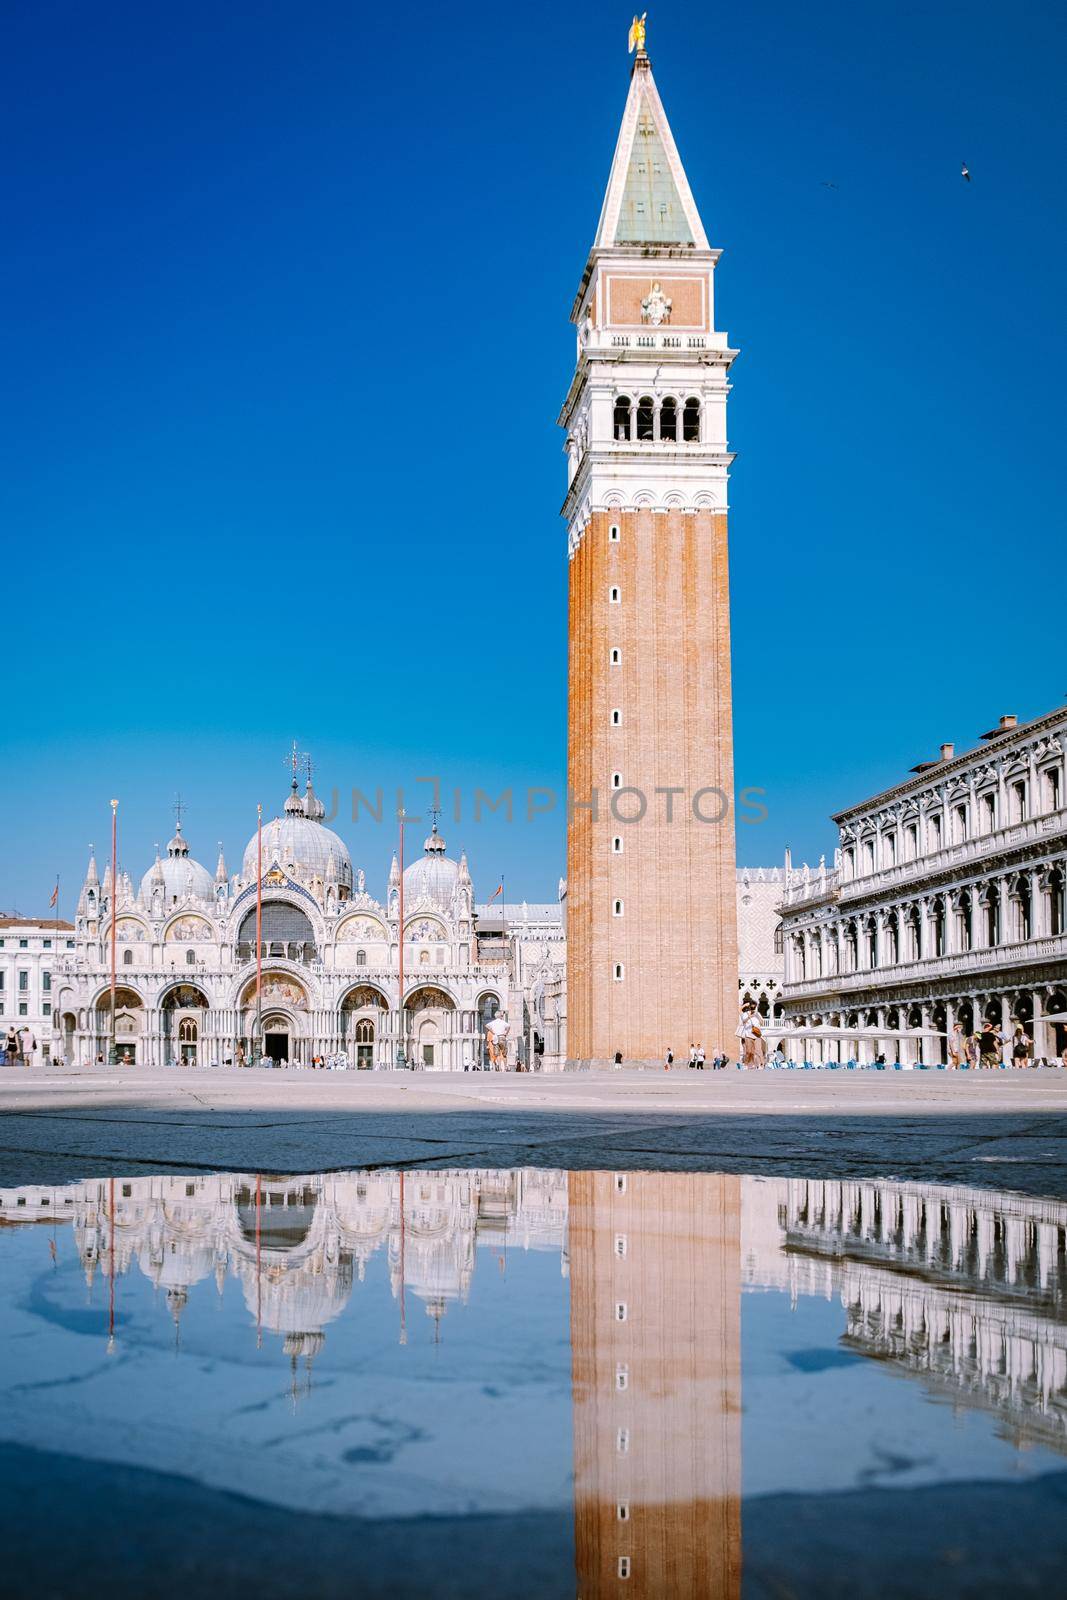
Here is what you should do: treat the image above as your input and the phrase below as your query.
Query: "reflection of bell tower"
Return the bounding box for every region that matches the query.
[568,1172,741,1599]
[562,32,739,1066]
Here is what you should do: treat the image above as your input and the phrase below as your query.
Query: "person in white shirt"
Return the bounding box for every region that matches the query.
[736,1004,765,1069]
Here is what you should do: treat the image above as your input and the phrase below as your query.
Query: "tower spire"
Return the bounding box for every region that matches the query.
[591,34,708,253]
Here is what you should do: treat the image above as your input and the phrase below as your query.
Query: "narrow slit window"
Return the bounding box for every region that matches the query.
[609,586,621,604]
[613,963,624,981]
[612,836,623,853]
[613,899,624,917]
[609,524,620,542]
[611,709,621,726]
[610,647,621,665]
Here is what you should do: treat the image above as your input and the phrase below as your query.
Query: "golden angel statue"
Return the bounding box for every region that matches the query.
[628,13,647,54]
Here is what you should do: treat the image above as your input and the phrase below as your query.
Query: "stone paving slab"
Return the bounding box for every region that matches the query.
[1,1066,1066,1195]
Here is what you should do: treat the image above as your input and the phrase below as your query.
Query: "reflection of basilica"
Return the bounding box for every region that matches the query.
[1,1169,569,1373]
[3,1167,1067,1592]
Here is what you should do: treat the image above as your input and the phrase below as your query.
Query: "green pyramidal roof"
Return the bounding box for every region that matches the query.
[615,99,693,244]
[592,56,708,253]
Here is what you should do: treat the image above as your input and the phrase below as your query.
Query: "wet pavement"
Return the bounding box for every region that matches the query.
[2,1066,1067,1197]
[1,1164,1066,1596]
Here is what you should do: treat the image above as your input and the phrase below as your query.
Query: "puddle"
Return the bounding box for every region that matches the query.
[1,1169,1065,1597]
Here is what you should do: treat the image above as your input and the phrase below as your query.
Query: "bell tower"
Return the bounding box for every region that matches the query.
[561,33,738,1067]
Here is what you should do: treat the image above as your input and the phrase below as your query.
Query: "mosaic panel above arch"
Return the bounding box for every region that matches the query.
[337,914,387,942]
[165,915,214,943]
[239,973,309,1011]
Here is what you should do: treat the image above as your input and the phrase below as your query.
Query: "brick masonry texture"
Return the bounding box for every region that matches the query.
[568,510,739,1065]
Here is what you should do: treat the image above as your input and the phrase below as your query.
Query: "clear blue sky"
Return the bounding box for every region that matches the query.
[2,0,1064,914]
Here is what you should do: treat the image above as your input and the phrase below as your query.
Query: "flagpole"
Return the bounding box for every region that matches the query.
[52,874,59,1065]
[255,803,263,1065]
[109,800,118,1064]
[397,808,406,1069]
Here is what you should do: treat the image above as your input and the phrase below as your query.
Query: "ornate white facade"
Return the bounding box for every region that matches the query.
[53,776,565,1071]
[777,706,1067,1062]
[736,867,785,1030]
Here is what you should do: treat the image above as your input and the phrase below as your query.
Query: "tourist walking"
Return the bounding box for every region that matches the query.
[664,1046,673,1072]
[696,1044,705,1070]
[1,1028,16,1065]
[978,1021,1002,1070]
[965,1032,980,1071]
[1011,1026,1032,1070]
[948,1023,966,1070]
[736,1003,765,1069]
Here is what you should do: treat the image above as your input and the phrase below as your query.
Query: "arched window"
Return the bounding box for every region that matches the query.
[613,396,632,441]
[356,949,367,966]
[636,396,655,441]
[773,922,783,954]
[122,948,133,967]
[683,397,700,442]
[660,397,678,442]
[185,949,196,966]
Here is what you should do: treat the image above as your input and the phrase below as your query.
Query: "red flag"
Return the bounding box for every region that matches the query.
[49,882,58,908]
[487,882,503,902]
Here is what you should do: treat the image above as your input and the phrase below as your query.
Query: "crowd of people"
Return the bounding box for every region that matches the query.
[652,1006,1067,1072]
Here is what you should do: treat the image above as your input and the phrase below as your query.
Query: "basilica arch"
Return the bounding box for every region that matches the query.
[238,972,311,1065]
[160,982,210,1067]
[405,984,457,1072]
[339,983,390,1070]
[92,985,145,1063]
[236,898,318,966]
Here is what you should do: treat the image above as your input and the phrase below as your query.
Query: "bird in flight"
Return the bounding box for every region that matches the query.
[821,180,838,189]
[961,162,972,182]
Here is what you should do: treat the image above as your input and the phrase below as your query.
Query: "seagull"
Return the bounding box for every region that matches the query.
[961,162,972,182]
[821,180,838,189]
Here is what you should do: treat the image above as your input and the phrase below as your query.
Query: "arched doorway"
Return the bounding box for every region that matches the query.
[238,973,309,1065]
[263,1012,293,1065]
[94,986,145,1063]
[406,986,456,1071]
[161,984,210,1067]
[340,984,388,1070]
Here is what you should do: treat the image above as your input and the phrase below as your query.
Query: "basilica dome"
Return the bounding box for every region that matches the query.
[242,781,353,890]
[139,825,214,905]
[403,823,459,911]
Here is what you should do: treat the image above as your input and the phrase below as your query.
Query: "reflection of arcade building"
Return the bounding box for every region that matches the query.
[742,1175,1067,1450]
[53,773,564,1069]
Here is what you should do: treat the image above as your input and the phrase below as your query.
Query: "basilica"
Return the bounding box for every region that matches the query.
[52,774,565,1071]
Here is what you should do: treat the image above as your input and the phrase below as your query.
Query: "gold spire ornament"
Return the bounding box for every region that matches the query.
[628,12,647,54]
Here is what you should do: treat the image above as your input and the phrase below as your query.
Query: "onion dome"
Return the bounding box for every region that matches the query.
[139,821,214,905]
[242,780,352,891]
[403,821,459,911]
